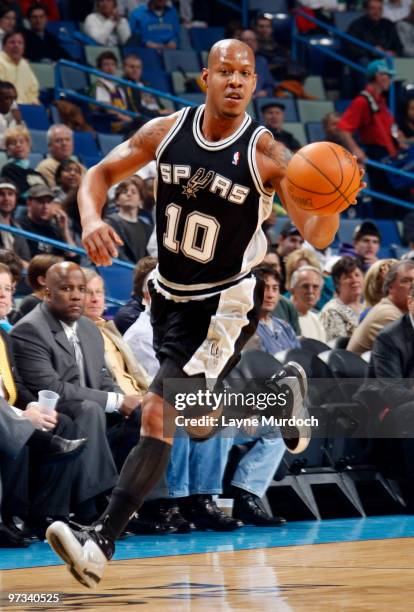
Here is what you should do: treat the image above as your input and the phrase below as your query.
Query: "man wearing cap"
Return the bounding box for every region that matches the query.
[261,102,301,153]
[18,185,77,258]
[353,221,381,272]
[337,59,409,216]
[0,180,30,264]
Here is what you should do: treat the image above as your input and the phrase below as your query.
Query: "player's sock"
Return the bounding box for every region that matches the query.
[96,436,172,540]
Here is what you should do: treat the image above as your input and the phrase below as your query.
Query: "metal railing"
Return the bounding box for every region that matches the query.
[54,60,200,118]
[0,224,134,305]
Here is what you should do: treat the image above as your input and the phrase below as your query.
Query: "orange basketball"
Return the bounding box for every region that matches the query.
[286,142,361,216]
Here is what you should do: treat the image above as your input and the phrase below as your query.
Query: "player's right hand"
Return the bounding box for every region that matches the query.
[82,220,124,266]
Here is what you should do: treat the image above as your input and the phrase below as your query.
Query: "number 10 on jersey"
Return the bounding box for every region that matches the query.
[163,203,221,264]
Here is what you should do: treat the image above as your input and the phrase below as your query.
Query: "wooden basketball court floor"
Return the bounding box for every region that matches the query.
[2,516,414,611]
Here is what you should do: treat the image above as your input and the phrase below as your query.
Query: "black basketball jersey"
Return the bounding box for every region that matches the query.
[153,105,274,300]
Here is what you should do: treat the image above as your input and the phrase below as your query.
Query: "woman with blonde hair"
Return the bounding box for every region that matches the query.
[362,258,398,311]
[1,125,48,199]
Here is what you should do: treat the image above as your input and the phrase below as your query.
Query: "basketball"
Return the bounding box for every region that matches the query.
[286,142,361,215]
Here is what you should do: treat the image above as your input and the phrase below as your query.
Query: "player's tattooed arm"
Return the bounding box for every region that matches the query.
[100,113,179,183]
[263,138,293,172]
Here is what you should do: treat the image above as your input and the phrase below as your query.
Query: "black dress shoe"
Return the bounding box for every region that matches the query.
[233,490,286,526]
[45,436,88,461]
[2,519,39,544]
[127,516,177,535]
[160,501,196,534]
[0,523,29,548]
[181,495,244,531]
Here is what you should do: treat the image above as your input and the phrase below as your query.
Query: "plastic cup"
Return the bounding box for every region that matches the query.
[38,390,60,413]
[216,498,234,517]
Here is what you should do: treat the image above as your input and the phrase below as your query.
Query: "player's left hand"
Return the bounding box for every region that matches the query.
[82,219,123,266]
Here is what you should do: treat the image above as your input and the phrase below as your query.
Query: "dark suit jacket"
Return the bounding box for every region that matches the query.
[365,313,414,408]
[0,327,35,410]
[11,303,121,406]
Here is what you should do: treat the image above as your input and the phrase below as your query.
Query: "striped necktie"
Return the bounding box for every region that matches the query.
[0,334,16,405]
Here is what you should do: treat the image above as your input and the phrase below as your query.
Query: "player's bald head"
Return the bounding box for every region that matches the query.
[207,39,255,70]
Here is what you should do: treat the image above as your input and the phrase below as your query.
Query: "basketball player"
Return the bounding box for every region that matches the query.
[46,39,363,587]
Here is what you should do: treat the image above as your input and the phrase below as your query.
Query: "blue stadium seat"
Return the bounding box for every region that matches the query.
[30,129,48,155]
[28,153,44,168]
[255,97,298,122]
[306,121,325,142]
[60,65,89,91]
[74,132,100,157]
[97,133,123,156]
[122,47,164,72]
[189,27,225,52]
[97,266,133,302]
[162,49,201,73]
[19,105,50,130]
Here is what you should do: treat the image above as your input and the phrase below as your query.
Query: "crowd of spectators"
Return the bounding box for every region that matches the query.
[0,0,413,548]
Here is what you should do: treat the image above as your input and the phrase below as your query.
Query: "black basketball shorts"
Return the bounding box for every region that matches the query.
[148,275,262,399]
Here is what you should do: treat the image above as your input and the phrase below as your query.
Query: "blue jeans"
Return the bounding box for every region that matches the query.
[230,433,286,499]
[167,432,233,497]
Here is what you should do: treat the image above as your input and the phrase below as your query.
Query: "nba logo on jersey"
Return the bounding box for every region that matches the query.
[232,151,240,166]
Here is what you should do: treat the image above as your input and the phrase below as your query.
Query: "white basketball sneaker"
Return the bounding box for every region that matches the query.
[46,520,114,588]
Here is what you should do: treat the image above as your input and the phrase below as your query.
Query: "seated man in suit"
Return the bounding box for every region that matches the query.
[0,291,87,541]
[358,284,414,490]
[0,399,86,547]
[11,262,141,524]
